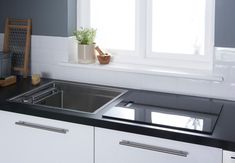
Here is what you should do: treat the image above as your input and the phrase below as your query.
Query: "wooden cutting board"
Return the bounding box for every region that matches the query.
[0,76,16,87]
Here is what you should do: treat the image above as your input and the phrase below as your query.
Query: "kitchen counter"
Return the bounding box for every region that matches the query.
[1,78,235,151]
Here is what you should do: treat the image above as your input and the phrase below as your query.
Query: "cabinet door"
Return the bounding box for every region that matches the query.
[95,127,222,163]
[0,110,94,163]
[223,150,235,163]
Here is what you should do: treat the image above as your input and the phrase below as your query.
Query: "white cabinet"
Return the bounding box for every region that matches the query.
[0,110,94,163]
[223,150,235,163]
[95,127,222,163]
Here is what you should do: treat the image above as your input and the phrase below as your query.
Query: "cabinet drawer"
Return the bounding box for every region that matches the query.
[223,150,235,163]
[95,127,222,163]
[0,110,94,163]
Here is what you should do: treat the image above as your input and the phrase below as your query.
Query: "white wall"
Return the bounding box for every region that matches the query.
[1,33,235,101]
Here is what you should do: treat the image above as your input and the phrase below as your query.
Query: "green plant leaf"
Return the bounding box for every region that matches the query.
[73,27,97,45]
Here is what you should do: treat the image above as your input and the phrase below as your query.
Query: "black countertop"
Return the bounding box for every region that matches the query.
[1,78,235,151]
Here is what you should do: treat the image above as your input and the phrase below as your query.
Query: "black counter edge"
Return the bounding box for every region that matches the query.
[1,105,235,152]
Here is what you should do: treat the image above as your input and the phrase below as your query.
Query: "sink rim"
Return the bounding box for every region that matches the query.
[8,80,128,114]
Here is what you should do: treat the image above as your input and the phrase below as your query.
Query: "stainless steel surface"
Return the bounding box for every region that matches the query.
[15,121,69,134]
[9,81,127,114]
[119,140,189,157]
[31,87,60,104]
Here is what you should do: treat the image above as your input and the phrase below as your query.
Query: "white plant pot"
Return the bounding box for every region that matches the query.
[77,44,96,64]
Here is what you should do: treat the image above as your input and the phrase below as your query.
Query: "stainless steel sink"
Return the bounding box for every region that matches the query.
[9,81,127,114]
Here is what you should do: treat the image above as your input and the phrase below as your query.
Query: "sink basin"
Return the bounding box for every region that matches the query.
[9,81,127,114]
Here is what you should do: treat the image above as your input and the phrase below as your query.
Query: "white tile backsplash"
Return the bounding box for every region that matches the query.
[1,33,235,101]
[68,36,78,63]
[31,35,68,50]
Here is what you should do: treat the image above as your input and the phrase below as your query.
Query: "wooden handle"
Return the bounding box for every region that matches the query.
[95,46,105,55]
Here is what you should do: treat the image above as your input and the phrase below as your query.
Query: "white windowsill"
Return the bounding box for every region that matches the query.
[60,62,224,82]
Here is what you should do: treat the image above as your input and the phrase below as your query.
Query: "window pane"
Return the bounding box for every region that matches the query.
[152,0,206,55]
[90,0,135,51]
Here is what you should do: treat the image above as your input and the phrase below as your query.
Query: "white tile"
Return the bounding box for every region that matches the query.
[31,48,67,64]
[211,82,230,99]
[213,64,229,75]
[68,37,78,62]
[228,84,235,100]
[138,75,178,93]
[1,34,235,101]
[31,35,68,51]
[215,47,235,62]
[31,63,40,75]
[176,78,213,98]
[213,64,230,83]
[227,66,235,83]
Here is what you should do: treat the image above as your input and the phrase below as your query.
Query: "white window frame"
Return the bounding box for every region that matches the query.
[77,0,140,58]
[77,0,215,71]
[146,0,215,70]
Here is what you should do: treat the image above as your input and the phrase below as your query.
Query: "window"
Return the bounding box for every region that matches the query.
[151,0,206,55]
[77,0,215,71]
[90,0,135,51]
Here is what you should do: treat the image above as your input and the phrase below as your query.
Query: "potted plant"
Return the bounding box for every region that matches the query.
[73,27,97,64]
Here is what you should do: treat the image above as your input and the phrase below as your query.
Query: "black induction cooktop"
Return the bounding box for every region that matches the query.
[103,92,223,134]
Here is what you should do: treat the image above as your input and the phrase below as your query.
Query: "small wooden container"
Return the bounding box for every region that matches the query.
[97,55,111,64]
[31,74,41,85]
[0,75,16,87]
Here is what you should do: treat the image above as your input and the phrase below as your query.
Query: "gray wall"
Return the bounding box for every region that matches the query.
[67,0,77,37]
[215,0,235,47]
[0,0,235,47]
[0,0,76,37]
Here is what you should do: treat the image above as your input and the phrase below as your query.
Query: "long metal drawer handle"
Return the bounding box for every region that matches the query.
[15,121,69,134]
[119,140,189,157]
